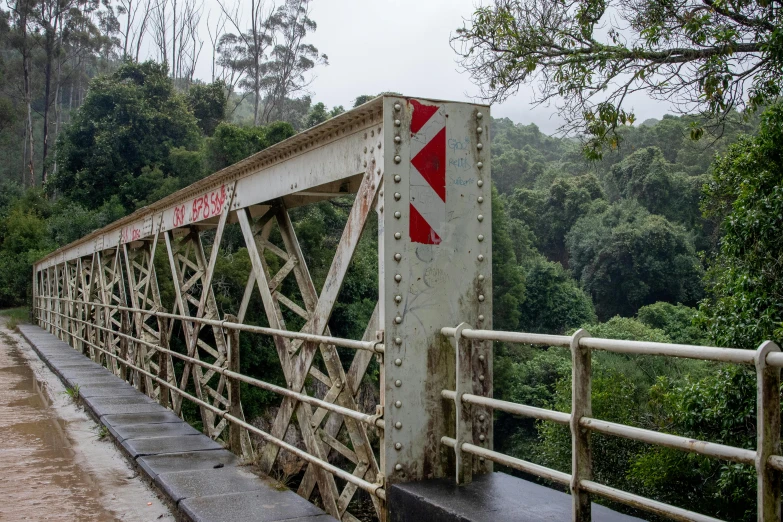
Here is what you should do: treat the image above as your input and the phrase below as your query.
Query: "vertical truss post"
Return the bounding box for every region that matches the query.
[756,341,781,522]
[158,315,171,410]
[379,98,492,490]
[570,329,592,521]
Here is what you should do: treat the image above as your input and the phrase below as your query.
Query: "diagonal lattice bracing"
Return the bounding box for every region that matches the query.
[237,170,384,520]
[123,240,175,404]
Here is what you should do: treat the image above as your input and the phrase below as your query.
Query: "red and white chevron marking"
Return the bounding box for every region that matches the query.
[408,100,446,245]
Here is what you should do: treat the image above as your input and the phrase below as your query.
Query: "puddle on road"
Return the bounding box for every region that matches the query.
[0,327,174,521]
[0,339,117,521]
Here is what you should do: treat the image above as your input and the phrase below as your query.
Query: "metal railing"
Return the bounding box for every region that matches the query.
[440,324,782,522]
[32,296,387,501]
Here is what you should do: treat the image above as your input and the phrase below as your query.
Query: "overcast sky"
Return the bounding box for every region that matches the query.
[191,0,672,135]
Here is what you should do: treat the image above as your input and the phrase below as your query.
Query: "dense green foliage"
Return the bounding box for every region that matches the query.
[454,0,782,156]
[0,26,781,518]
[699,105,783,349]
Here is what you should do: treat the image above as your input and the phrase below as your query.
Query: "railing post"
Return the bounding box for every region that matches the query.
[755,341,781,522]
[157,315,171,409]
[453,323,474,485]
[226,314,242,455]
[570,328,592,521]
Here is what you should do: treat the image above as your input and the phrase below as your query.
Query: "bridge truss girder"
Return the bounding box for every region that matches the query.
[32,95,492,522]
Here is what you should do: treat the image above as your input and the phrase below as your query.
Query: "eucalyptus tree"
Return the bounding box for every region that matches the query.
[454,0,783,156]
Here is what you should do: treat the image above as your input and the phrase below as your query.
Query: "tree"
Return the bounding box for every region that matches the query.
[51,61,201,209]
[518,254,596,334]
[453,0,783,156]
[187,80,228,136]
[567,200,703,319]
[698,103,783,349]
[260,0,326,123]
[603,147,704,227]
[204,120,294,171]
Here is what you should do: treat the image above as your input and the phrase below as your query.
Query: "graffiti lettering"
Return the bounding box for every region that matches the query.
[190,185,227,221]
[447,137,470,151]
[173,205,186,227]
[448,158,470,170]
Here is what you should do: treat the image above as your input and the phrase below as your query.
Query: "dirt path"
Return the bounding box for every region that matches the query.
[0,320,175,521]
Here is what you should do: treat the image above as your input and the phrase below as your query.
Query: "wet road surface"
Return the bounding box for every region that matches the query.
[0,322,174,521]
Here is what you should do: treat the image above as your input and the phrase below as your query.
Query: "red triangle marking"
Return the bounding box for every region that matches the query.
[409,100,440,134]
[410,203,441,244]
[411,127,446,202]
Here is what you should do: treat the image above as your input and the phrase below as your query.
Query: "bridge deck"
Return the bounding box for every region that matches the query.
[17,324,337,522]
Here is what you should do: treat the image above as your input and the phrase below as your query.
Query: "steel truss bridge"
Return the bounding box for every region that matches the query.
[30,95,782,522]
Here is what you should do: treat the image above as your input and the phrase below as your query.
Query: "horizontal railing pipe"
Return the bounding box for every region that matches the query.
[441,436,571,486]
[441,390,570,425]
[35,315,387,501]
[579,481,724,522]
[40,297,383,353]
[41,309,384,429]
[579,417,756,465]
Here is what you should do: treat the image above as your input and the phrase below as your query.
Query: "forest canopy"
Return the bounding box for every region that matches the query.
[0,0,782,519]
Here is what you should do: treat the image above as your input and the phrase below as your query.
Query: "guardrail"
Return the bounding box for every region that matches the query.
[33,296,387,502]
[440,324,782,522]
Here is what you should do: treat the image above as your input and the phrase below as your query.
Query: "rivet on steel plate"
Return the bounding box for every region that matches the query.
[394,103,401,111]
[371,130,375,137]
[395,400,402,408]
[479,434,486,442]
[394,211,401,219]
[394,136,401,143]
[395,379,402,387]
[395,316,402,324]
[477,127,483,133]
[478,315,485,322]
[478,234,484,241]
[378,142,382,149]
[370,146,374,152]
[395,295,402,303]
[288,381,293,387]
[394,192,401,200]
[395,442,402,450]
[480,457,485,463]
[395,464,403,471]
[394,337,402,345]
[364,161,367,167]
[394,155,401,163]
[477,214,484,221]
[395,274,402,282]
[478,196,484,203]
[478,274,485,281]
[395,421,402,429]
[478,254,484,262]
[394,119,401,126]
[477,161,483,169]
[479,374,485,381]
[394,174,401,183]
[479,353,485,361]
[394,358,402,366]
[478,294,485,301]
[477,179,484,187]
[477,142,483,150]
[477,112,483,119]
[394,232,402,240]
[479,414,486,422]
[394,253,402,261]
[364,146,368,153]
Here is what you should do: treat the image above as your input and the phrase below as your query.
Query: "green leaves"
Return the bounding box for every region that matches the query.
[454,0,780,157]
